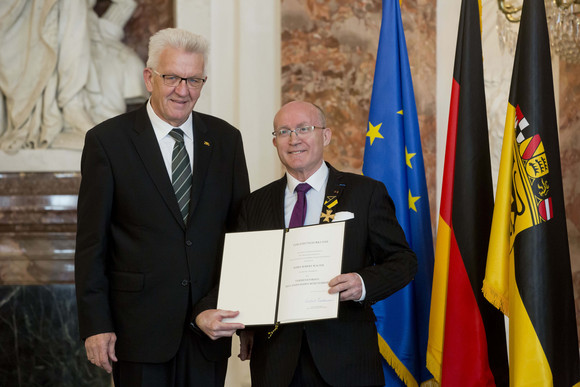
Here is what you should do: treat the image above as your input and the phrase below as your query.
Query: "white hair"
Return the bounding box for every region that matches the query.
[146,28,209,71]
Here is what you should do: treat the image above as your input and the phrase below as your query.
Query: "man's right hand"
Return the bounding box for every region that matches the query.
[85,332,118,373]
[195,309,245,340]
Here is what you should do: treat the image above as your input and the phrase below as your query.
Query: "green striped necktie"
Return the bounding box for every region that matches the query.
[169,129,192,223]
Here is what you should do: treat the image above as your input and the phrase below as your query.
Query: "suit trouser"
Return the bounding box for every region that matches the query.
[112,325,227,387]
[289,333,383,387]
[289,334,331,387]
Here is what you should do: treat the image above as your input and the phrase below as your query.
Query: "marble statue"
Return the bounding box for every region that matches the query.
[0,0,148,152]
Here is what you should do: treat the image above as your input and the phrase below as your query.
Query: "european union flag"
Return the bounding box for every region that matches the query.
[362,1,434,385]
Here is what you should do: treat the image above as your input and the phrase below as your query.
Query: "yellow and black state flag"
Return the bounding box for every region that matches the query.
[483,0,580,385]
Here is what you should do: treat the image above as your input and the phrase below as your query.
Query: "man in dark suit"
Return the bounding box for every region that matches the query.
[74,28,249,387]
[237,101,417,386]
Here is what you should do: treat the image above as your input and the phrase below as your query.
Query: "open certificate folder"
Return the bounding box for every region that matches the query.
[217,221,345,326]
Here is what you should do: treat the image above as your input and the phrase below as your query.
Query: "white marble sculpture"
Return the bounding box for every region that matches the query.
[0,0,148,152]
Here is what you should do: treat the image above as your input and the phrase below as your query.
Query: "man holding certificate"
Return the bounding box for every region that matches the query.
[236,101,417,386]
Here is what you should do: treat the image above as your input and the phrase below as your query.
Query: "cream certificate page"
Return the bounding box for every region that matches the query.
[218,222,345,325]
[277,221,344,323]
[217,229,284,325]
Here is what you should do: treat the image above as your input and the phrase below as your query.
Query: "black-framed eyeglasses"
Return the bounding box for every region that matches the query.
[152,70,206,89]
[272,126,325,138]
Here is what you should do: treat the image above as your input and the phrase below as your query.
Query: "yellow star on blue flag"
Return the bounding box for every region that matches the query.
[367,122,384,145]
[409,189,420,212]
[406,147,416,168]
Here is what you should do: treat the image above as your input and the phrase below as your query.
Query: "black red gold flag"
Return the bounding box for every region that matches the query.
[427,0,509,385]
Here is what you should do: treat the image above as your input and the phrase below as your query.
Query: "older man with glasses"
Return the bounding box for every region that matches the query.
[236,100,417,387]
[75,28,249,387]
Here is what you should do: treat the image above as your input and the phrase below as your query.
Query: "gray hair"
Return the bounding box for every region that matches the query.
[146,28,209,71]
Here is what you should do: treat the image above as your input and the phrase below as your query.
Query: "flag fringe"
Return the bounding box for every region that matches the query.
[482,279,509,316]
[425,354,441,384]
[420,378,440,387]
[377,333,419,387]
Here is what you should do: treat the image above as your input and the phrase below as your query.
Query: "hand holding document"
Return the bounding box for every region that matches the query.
[217,222,346,326]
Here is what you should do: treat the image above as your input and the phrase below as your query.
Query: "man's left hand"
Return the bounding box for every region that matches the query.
[328,273,362,301]
[238,330,254,361]
[195,309,245,340]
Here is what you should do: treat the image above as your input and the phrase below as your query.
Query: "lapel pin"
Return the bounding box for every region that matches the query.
[203,141,210,146]
[325,195,338,209]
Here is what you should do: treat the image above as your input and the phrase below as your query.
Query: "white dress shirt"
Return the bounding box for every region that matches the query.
[283,162,329,228]
[146,100,194,180]
[283,162,366,300]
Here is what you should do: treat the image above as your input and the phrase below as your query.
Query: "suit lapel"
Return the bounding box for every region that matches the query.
[320,163,346,224]
[272,176,287,228]
[130,105,185,228]
[188,112,213,225]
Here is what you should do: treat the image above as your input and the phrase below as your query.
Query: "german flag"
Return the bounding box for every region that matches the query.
[426,0,509,385]
[483,0,580,385]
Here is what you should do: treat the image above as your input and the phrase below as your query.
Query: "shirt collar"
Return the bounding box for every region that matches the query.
[286,162,329,194]
[147,99,194,142]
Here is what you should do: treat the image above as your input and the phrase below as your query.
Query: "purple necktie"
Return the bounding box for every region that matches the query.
[289,183,312,228]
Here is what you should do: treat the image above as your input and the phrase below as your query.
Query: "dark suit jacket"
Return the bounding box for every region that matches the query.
[74,104,250,366]
[237,163,417,387]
